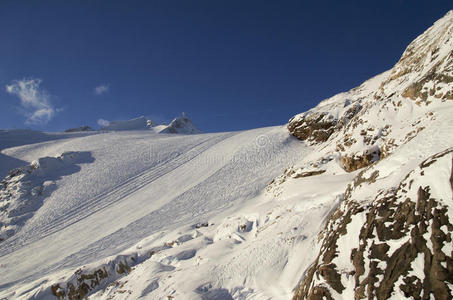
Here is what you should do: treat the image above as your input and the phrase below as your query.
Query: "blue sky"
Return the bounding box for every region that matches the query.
[0,1,451,132]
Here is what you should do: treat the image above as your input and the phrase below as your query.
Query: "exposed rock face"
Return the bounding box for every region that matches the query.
[287,11,452,173]
[339,147,383,172]
[377,10,453,103]
[293,149,453,300]
[293,169,326,178]
[48,236,184,299]
[288,103,363,144]
[288,11,453,299]
[287,112,338,143]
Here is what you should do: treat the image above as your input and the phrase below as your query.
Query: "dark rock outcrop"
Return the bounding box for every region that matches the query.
[287,102,363,145]
[287,112,338,143]
[339,147,384,172]
[50,256,134,300]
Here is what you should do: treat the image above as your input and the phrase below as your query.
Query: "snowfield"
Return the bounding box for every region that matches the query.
[0,126,333,299]
[1,10,452,300]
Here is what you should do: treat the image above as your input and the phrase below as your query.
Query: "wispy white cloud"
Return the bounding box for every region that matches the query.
[94,84,109,95]
[6,78,57,125]
[97,118,110,127]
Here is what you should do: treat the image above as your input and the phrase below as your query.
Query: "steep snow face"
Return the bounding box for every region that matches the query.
[160,116,201,134]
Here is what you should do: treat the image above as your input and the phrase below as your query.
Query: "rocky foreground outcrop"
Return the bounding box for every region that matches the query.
[293,148,453,300]
[289,10,453,300]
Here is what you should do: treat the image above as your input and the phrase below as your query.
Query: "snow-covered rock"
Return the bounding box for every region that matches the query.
[294,148,453,300]
[288,10,453,173]
[290,10,453,300]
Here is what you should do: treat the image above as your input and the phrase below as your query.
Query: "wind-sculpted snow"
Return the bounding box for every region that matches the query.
[3,133,235,253]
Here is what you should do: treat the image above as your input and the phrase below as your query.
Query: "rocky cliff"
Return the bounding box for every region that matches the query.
[289,10,453,299]
[288,11,452,173]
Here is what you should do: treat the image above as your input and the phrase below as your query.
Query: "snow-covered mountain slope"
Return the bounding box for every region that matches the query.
[288,10,452,172]
[0,126,311,299]
[286,10,453,299]
[0,10,452,300]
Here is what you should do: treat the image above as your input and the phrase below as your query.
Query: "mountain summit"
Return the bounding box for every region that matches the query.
[159,115,201,134]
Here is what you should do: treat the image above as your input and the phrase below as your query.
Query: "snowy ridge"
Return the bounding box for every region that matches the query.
[160,116,201,134]
[100,115,201,134]
[293,148,453,300]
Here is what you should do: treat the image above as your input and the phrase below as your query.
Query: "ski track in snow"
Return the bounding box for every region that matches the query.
[4,132,235,250]
[0,126,307,291]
